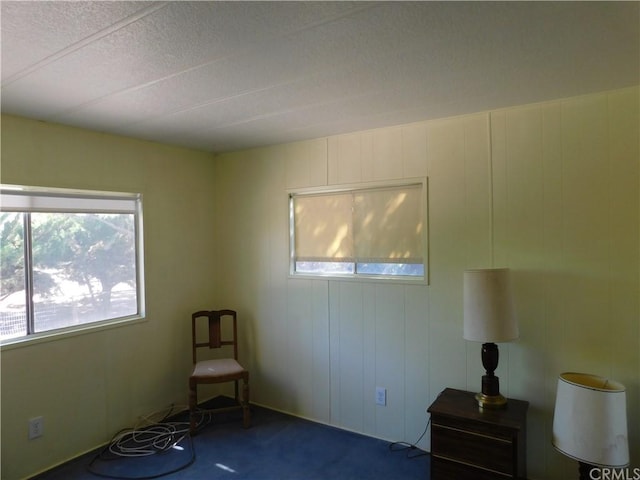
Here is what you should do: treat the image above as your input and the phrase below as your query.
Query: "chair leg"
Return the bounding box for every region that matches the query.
[242,374,250,428]
[189,379,197,434]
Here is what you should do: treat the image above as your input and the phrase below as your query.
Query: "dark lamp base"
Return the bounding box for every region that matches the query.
[476,343,508,409]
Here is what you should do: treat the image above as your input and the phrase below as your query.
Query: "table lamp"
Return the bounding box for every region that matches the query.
[552,372,629,480]
[463,268,518,408]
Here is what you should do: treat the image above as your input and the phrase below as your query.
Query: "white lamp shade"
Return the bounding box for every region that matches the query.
[463,268,518,342]
[552,372,629,467]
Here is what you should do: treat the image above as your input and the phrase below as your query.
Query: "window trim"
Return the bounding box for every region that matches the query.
[288,177,429,284]
[0,185,146,347]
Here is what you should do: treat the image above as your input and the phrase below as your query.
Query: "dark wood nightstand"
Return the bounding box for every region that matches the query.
[427,388,528,480]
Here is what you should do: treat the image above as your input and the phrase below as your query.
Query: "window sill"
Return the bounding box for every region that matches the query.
[288,272,429,286]
[0,315,147,351]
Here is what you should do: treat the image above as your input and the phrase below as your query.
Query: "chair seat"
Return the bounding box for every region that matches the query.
[191,358,245,378]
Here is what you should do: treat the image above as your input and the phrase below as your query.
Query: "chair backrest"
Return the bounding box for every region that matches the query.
[191,310,238,364]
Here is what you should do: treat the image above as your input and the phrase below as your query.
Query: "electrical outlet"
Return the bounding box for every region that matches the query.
[375,387,386,406]
[28,416,44,440]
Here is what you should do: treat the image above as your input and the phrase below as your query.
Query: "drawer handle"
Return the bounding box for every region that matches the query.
[433,423,512,443]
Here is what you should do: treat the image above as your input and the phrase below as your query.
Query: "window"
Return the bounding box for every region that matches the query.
[0,185,144,343]
[289,179,427,281]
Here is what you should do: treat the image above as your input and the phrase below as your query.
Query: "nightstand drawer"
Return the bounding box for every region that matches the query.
[428,389,528,480]
[432,414,515,440]
[432,456,513,480]
[431,423,515,475]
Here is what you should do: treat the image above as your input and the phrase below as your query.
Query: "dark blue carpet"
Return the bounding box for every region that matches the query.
[32,399,429,480]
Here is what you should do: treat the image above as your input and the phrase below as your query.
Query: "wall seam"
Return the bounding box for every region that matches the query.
[488,111,495,267]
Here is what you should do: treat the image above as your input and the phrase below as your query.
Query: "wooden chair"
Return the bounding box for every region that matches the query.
[188,309,250,433]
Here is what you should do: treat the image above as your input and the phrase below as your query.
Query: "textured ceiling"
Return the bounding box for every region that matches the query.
[2,1,638,154]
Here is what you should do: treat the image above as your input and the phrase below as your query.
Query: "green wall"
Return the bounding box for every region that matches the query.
[0,115,220,479]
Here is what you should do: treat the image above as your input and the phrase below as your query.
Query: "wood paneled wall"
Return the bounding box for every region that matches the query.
[213,87,639,480]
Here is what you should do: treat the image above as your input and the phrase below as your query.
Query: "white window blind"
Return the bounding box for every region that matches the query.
[1,186,139,213]
[294,192,354,262]
[353,185,423,264]
[290,180,427,280]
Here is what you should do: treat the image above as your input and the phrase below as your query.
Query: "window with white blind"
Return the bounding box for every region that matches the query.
[0,185,145,344]
[289,179,427,282]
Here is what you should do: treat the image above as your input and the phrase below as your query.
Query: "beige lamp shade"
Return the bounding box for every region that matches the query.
[463,268,518,343]
[552,372,629,467]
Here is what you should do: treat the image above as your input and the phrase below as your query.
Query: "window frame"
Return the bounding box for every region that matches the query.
[288,177,429,284]
[0,184,146,347]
